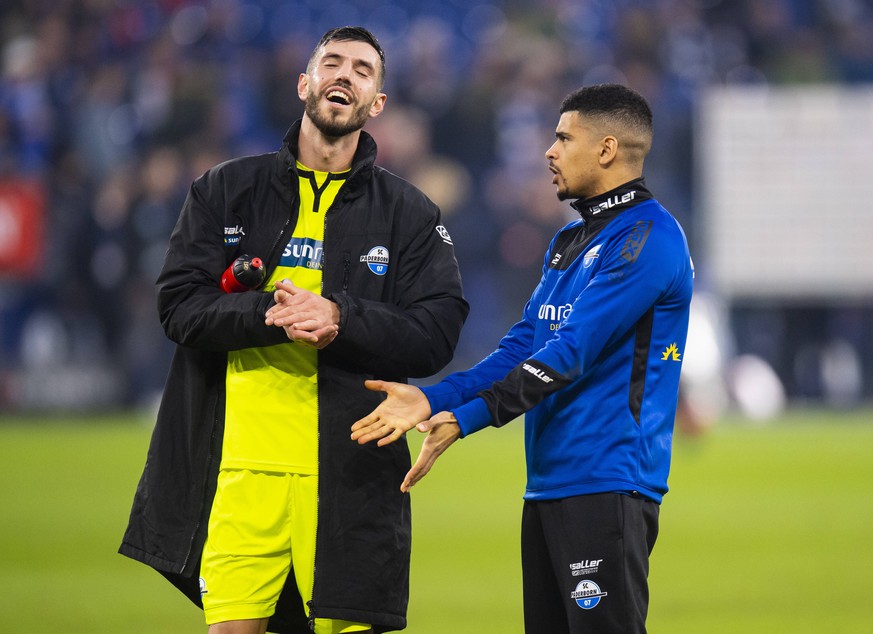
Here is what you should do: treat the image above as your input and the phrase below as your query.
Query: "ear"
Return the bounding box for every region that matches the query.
[368,92,387,119]
[598,136,618,165]
[297,73,309,102]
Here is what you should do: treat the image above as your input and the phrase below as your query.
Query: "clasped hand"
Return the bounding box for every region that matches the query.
[265,279,339,348]
[351,380,460,492]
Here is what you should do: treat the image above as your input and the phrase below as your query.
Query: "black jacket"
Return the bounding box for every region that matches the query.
[119,121,469,633]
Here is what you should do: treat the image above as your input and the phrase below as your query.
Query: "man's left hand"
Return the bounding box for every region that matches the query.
[401,412,460,492]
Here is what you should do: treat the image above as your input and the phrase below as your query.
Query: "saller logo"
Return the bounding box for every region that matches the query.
[570,558,603,576]
[589,190,636,214]
[522,363,553,383]
[224,225,246,245]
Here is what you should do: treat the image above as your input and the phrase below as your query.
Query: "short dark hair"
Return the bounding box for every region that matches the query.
[561,83,652,141]
[560,84,652,128]
[308,26,386,87]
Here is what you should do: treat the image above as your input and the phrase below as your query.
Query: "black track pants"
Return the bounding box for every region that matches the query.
[521,493,660,634]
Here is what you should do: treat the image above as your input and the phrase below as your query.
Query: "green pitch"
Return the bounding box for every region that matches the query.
[1,409,872,633]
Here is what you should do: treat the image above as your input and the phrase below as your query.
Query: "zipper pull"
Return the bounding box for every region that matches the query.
[306,600,316,630]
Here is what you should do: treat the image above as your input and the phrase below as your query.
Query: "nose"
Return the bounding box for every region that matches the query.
[545,141,558,160]
[334,59,353,81]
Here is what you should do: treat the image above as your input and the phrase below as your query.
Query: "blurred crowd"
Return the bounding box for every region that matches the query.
[2,0,873,412]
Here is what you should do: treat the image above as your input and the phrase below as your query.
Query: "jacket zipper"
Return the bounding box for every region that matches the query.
[309,185,330,629]
[306,164,357,627]
[266,165,299,273]
[342,252,351,292]
[309,374,320,628]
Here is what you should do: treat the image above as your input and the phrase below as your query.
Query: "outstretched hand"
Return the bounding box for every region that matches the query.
[351,380,432,447]
[401,412,460,492]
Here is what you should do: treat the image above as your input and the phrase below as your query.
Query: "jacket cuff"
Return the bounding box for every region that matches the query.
[452,397,493,438]
[327,292,349,338]
[420,383,464,414]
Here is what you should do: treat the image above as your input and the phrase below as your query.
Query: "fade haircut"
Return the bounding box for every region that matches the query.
[560,84,653,158]
[307,26,386,89]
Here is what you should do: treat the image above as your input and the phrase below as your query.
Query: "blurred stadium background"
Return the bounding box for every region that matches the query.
[1,0,872,632]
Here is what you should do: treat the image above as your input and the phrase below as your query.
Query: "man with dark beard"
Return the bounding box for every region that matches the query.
[119,26,468,634]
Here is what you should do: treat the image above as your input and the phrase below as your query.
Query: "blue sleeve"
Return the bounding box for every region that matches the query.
[425,218,690,433]
[473,218,691,428]
[420,297,537,413]
[420,238,558,433]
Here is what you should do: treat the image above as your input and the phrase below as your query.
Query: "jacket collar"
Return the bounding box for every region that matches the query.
[280,120,377,198]
[570,178,653,223]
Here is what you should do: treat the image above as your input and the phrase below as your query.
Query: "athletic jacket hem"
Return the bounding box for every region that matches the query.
[523,480,664,504]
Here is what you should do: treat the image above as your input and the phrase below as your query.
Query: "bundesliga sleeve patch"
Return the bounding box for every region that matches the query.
[435,225,453,244]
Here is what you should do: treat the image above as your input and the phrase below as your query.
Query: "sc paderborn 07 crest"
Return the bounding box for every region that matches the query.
[570,580,607,610]
[360,246,389,276]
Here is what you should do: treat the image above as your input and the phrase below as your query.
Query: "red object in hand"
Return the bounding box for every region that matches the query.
[221,255,266,293]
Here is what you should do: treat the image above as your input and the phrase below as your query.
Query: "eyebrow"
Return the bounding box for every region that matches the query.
[321,51,376,74]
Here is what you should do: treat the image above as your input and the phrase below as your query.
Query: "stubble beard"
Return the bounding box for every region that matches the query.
[555,180,570,201]
[305,90,371,138]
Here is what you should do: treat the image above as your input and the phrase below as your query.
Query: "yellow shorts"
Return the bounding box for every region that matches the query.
[200,469,370,633]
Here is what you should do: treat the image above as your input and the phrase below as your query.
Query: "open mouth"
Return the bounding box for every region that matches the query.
[326,89,352,105]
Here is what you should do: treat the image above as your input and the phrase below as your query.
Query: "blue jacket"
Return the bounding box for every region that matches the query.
[422,179,692,503]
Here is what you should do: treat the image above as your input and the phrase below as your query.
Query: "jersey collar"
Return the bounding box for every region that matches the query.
[571,178,653,222]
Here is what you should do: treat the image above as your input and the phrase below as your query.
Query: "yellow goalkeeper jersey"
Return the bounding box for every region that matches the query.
[221,162,348,473]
